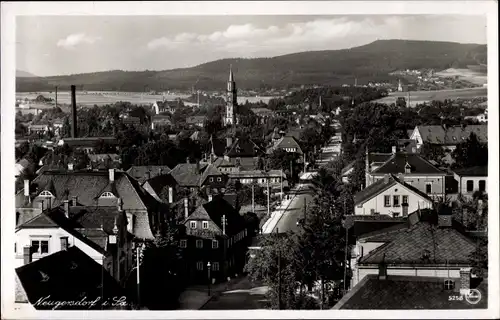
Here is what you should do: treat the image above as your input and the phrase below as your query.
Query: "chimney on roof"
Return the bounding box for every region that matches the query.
[392,146,397,154]
[384,174,390,184]
[186,157,190,164]
[24,179,30,197]
[145,171,150,180]
[71,196,78,207]
[117,197,123,212]
[459,267,471,295]
[222,214,227,235]
[168,187,173,204]
[184,197,189,219]
[378,262,387,280]
[109,168,115,182]
[437,213,452,228]
[63,200,70,218]
[208,194,213,202]
[71,85,77,138]
[226,136,233,148]
[23,246,32,265]
[68,163,74,171]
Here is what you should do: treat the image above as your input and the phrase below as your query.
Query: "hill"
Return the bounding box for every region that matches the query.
[16,70,38,78]
[16,40,487,92]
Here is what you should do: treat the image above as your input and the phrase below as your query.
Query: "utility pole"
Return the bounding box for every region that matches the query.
[289,160,293,186]
[55,86,58,108]
[251,183,255,213]
[267,178,270,217]
[280,169,283,202]
[277,228,282,310]
[343,227,349,294]
[136,245,141,308]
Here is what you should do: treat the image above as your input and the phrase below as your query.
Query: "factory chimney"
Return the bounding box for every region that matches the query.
[71,85,77,138]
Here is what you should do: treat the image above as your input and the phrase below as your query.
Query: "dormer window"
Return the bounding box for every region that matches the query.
[404,163,411,174]
[100,192,115,198]
[38,191,53,197]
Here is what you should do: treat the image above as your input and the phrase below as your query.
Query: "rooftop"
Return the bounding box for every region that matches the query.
[416,125,488,145]
[126,165,171,184]
[169,163,206,187]
[453,166,488,177]
[371,152,444,175]
[333,275,487,309]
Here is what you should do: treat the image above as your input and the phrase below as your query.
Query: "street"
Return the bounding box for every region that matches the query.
[200,277,269,310]
[272,183,314,234]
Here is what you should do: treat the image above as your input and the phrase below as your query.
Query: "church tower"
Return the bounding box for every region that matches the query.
[225,65,237,126]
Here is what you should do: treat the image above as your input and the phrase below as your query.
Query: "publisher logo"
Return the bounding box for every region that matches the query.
[465,289,482,305]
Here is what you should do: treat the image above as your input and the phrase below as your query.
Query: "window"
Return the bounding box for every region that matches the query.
[212,262,220,271]
[384,195,391,207]
[196,240,203,248]
[217,177,222,182]
[190,221,197,229]
[479,180,486,192]
[402,196,408,205]
[196,261,203,270]
[212,240,219,249]
[221,188,226,193]
[180,240,187,248]
[466,180,474,192]
[426,183,432,194]
[444,279,455,290]
[202,221,209,229]
[393,195,400,207]
[100,192,115,198]
[60,237,69,250]
[209,177,214,182]
[31,240,49,254]
[38,191,53,197]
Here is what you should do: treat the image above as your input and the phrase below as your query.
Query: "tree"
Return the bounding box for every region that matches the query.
[452,132,488,169]
[468,237,488,278]
[420,142,445,165]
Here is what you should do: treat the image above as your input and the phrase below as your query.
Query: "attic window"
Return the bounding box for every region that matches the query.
[444,279,455,290]
[38,191,53,197]
[100,192,115,198]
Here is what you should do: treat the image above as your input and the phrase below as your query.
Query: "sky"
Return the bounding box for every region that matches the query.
[16,15,487,77]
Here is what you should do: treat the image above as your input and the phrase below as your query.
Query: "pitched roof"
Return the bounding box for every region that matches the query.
[144,173,177,195]
[341,161,355,176]
[209,137,227,157]
[15,246,127,310]
[199,164,224,186]
[122,116,141,124]
[187,197,245,237]
[213,157,233,167]
[416,125,488,145]
[358,220,476,265]
[367,152,393,165]
[60,137,118,147]
[371,152,444,175]
[225,138,265,158]
[88,154,120,163]
[333,275,488,309]
[16,170,165,240]
[453,166,488,177]
[126,165,171,184]
[354,174,433,205]
[271,136,303,154]
[228,170,286,179]
[169,163,206,187]
[186,115,206,124]
[397,139,417,152]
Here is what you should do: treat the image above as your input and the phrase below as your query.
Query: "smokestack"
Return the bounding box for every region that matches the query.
[109,168,115,182]
[208,194,213,202]
[184,197,189,219]
[63,200,70,218]
[24,179,30,197]
[71,85,77,138]
[23,246,32,265]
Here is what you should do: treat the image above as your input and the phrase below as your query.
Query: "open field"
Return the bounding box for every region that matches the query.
[373,87,488,107]
[15,91,275,107]
[435,68,488,86]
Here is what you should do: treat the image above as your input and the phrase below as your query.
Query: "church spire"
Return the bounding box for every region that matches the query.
[229,64,234,82]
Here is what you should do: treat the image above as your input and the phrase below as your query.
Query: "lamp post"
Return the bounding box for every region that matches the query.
[207,262,211,296]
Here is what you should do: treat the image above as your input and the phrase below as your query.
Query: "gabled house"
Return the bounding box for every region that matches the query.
[126,165,171,185]
[169,161,207,194]
[409,125,488,151]
[366,150,446,199]
[224,137,266,170]
[354,174,434,217]
[142,173,178,204]
[181,197,248,284]
[88,153,121,170]
[352,210,478,289]
[199,163,228,196]
[150,115,172,130]
[15,200,134,286]
[15,246,129,310]
[186,115,207,128]
[152,100,182,115]
[250,107,274,124]
[15,169,169,241]
[57,137,119,154]
[267,136,303,155]
[452,166,488,199]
